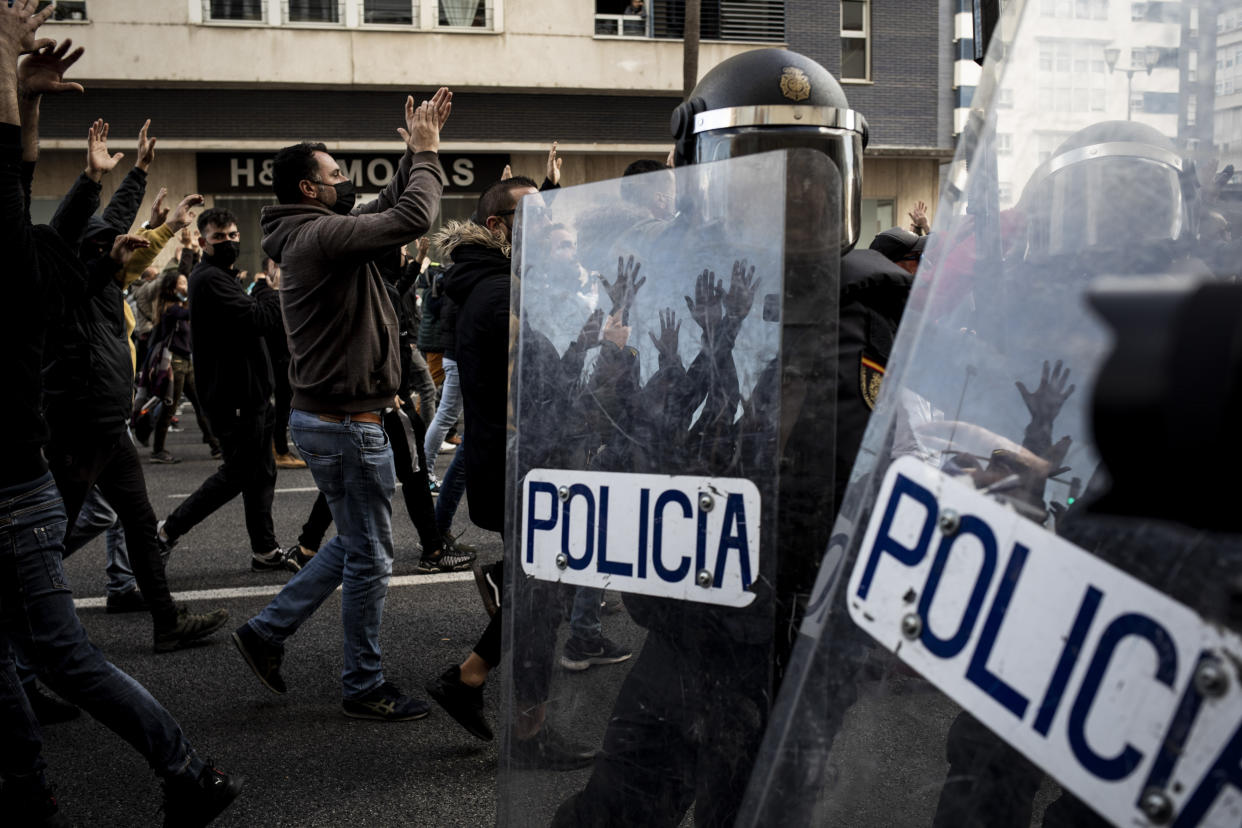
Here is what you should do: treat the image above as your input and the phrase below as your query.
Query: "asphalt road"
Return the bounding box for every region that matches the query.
[38,418,1062,827]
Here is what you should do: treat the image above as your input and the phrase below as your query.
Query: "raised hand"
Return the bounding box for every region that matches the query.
[546,141,562,187]
[684,268,723,334]
[722,259,757,322]
[648,307,681,365]
[18,39,85,99]
[601,310,630,348]
[599,254,646,319]
[85,119,124,182]
[576,307,604,349]
[167,193,204,232]
[428,86,452,129]
[147,187,168,229]
[1016,359,1075,426]
[135,118,156,171]
[109,233,151,267]
[909,199,930,235]
[0,0,57,57]
[397,87,452,153]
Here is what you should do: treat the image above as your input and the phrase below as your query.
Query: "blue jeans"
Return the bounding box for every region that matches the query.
[65,487,136,597]
[248,410,396,699]
[435,442,468,536]
[0,473,203,781]
[423,357,462,467]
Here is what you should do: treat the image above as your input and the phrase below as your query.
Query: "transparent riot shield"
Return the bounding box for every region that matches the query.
[741,1,1242,826]
[498,148,840,825]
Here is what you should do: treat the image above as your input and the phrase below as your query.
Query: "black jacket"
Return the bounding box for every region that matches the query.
[437,221,512,532]
[40,166,149,441]
[188,260,283,419]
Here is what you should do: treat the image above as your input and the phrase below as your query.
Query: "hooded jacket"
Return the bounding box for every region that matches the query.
[435,220,513,532]
[261,149,444,414]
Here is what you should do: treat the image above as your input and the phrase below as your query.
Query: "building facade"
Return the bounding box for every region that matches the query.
[31,0,954,274]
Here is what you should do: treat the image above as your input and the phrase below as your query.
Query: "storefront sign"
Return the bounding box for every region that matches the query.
[196,151,510,195]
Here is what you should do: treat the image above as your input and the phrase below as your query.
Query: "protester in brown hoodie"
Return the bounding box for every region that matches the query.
[232,90,456,722]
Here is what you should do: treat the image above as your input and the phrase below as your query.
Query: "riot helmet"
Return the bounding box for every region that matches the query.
[1018,120,1196,262]
[670,48,868,251]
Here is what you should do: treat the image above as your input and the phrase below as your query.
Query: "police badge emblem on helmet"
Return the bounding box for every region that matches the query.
[779,66,811,102]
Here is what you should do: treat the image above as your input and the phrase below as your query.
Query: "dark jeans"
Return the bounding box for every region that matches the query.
[0,473,204,782]
[272,358,292,456]
[47,431,177,628]
[297,409,440,555]
[475,562,565,704]
[164,403,277,556]
[153,355,218,454]
[435,442,468,536]
[552,631,770,828]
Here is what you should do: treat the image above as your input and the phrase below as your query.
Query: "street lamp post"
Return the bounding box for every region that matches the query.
[1104,45,1162,120]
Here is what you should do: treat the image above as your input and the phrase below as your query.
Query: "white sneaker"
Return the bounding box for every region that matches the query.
[439,441,457,454]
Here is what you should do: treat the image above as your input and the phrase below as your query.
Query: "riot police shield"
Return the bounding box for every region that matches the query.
[740,1,1242,826]
[498,148,841,825]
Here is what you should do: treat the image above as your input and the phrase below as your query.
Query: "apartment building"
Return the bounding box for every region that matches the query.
[31,0,954,274]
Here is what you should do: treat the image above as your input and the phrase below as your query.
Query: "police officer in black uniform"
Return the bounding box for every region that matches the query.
[550,48,913,828]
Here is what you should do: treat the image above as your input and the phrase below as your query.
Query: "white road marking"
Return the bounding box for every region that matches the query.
[73,571,474,609]
[168,483,405,499]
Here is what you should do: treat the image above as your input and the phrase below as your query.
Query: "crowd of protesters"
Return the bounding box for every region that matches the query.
[0,2,644,821]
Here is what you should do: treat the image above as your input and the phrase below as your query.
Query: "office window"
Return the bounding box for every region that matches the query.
[205,0,264,21]
[439,0,492,27]
[286,0,342,23]
[36,1,87,20]
[841,0,869,80]
[364,0,416,24]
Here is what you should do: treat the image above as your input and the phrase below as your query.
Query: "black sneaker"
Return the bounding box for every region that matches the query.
[426,665,492,741]
[342,681,430,722]
[106,588,148,614]
[0,772,71,828]
[151,450,181,464]
[25,682,80,726]
[443,533,478,557]
[231,623,287,694]
[560,636,633,672]
[417,545,476,573]
[251,547,298,573]
[153,607,230,654]
[284,543,315,571]
[510,724,596,771]
[161,762,244,828]
[473,560,502,618]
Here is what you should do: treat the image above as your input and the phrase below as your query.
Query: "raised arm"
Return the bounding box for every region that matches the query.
[310,98,448,262]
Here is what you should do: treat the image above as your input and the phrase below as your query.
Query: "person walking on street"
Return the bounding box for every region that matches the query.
[156,208,296,573]
[232,88,452,720]
[0,12,242,824]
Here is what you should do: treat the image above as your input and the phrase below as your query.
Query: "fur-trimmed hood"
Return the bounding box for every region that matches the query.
[432,219,510,259]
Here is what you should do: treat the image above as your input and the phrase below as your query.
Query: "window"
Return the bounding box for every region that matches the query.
[37,1,87,20]
[997,88,1014,108]
[286,0,342,23]
[205,0,264,20]
[841,0,869,80]
[996,133,1013,154]
[364,0,416,24]
[439,0,492,27]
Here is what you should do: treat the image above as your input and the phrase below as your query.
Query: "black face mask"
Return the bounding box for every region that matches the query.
[205,240,240,268]
[326,180,356,216]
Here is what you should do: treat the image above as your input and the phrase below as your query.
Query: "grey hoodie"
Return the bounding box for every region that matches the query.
[260,149,444,414]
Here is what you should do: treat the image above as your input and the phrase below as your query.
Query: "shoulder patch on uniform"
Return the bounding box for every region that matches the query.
[860,355,885,410]
[780,67,811,102]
